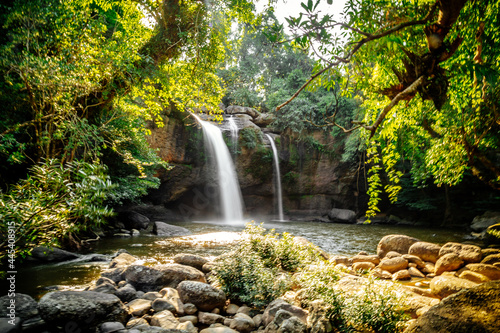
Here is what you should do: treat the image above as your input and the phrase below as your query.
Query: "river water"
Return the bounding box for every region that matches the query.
[11,220,473,299]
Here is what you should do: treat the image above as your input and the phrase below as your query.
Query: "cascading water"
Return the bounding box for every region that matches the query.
[228,116,239,155]
[192,114,244,224]
[266,134,285,221]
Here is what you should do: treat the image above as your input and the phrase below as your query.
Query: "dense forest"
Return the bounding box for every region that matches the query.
[0,0,499,260]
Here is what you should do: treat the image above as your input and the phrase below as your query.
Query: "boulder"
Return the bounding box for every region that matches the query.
[434,253,464,275]
[0,293,38,321]
[101,267,126,283]
[0,318,21,333]
[392,270,411,281]
[402,254,426,269]
[89,281,117,295]
[482,253,500,265]
[307,300,333,333]
[127,299,152,316]
[377,235,420,258]
[408,242,441,263]
[463,263,500,280]
[377,257,408,273]
[173,254,209,271]
[430,275,478,299]
[152,298,177,313]
[29,246,80,262]
[153,222,191,237]
[198,312,225,325]
[38,291,127,332]
[177,281,226,312]
[370,268,393,279]
[99,321,126,333]
[150,310,179,329]
[408,267,426,278]
[225,105,260,119]
[327,208,356,223]
[470,211,500,232]
[439,242,482,264]
[118,211,150,230]
[459,270,490,283]
[404,281,500,333]
[109,252,138,269]
[351,254,380,265]
[262,299,308,327]
[161,287,185,315]
[115,283,137,303]
[123,264,206,292]
[352,262,376,271]
[228,313,255,333]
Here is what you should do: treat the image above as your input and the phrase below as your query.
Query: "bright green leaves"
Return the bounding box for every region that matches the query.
[0,159,114,259]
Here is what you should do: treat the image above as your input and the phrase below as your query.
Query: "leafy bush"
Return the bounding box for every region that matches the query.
[239,127,263,149]
[0,159,114,260]
[296,265,409,333]
[210,223,324,308]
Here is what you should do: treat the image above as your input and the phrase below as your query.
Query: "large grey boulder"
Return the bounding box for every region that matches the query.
[471,211,500,232]
[118,211,150,230]
[327,208,356,223]
[38,291,127,332]
[0,293,38,321]
[153,222,191,237]
[404,281,500,333]
[377,235,420,258]
[123,264,206,292]
[177,281,226,312]
[29,246,80,262]
[173,254,208,271]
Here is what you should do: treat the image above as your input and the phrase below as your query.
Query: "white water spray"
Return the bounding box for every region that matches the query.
[266,134,284,221]
[192,114,244,224]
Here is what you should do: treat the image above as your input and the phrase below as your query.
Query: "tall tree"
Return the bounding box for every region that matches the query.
[270,0,500,217]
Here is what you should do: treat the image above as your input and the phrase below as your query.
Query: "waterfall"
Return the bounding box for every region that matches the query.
[192,114,244,224]
[266,134,285,221]
[228,116,239,155]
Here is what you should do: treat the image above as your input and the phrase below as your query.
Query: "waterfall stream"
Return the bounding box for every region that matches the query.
[266,134,285,221]
[228,116,239,155]
[192,114,244,223]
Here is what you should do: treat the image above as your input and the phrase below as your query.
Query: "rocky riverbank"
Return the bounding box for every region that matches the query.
[1,233,500,333]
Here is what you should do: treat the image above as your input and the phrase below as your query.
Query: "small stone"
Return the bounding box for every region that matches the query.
[150,310,179,329]
[392,269,412,281]
[184,303,198,315]
[386,251,402,258]
[236,305,252,316]
[378,257,408,273]
[435,253,464,275]
[152,298,176,313]
[179,315,198,325]
[142,292,163,301]
[178,320,198,333]
[126,317,149,329]
[352,262,376,272]
[225,303,240,315]
[408,267,426,278]
[371,268,393,279]
[127,299,152,316]
[253,314,263,327]
[198,312,225,325]
[99,322,125,333]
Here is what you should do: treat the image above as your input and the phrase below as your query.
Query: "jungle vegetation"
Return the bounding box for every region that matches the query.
[0,0,499,259]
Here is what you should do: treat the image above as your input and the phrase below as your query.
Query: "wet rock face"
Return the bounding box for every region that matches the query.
[177,281,226,312]
[405,281,500,333]
[122,264,206,292]
[38,291,127,332]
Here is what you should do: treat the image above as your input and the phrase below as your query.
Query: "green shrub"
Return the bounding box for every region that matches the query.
[239,127,263,149]
[0,159,115,260]
[210,222,324,308]
[296,265,409,333]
